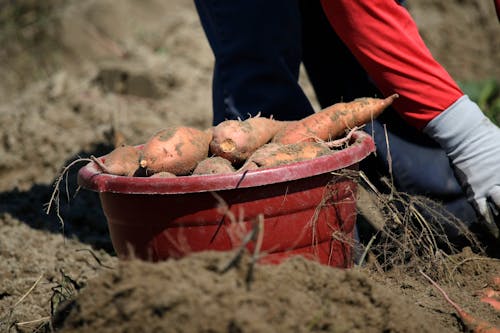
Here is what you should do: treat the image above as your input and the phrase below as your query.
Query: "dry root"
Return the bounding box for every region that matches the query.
[45,155,112,234]
[335,169,485,281]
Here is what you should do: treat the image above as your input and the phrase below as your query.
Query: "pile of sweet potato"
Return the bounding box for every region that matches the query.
[95,94,398,177]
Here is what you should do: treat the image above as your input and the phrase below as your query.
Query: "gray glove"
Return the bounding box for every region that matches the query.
[423,95,500,238]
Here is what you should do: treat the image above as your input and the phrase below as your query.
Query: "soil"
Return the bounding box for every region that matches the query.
[1,0,499,332]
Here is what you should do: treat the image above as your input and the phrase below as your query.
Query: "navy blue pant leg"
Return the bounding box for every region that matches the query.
[194,0,315,125]
[299,0,377,106]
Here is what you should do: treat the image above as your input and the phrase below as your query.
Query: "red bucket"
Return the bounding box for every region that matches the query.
[78,131,375,268]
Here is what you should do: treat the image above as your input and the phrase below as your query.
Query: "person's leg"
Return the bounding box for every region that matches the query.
[299,0,378,108]
[194,0,315,125]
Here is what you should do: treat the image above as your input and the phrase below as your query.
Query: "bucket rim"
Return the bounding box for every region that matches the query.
[77,130,375,194]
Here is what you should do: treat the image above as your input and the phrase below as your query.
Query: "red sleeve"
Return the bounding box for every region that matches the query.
[320,0,464,130]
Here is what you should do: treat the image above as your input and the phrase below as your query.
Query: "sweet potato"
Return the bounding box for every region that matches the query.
[192,156,236,175]
[99,144,141,176]
[239,141,331,171]
[150,171,177,178]
[210,116,286,164]
[480,276,500,311]
[421,270,500,333]
[273,94,399,144]
[139,126,211,175]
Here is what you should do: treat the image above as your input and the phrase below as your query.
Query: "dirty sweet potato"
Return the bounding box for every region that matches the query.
[149,171,177,178]
[240,141,331,171]
[98,144,141,177]
[139,126,211,175]
[210,116,286,164]
[192,156,236,175]
[273,94,398,144]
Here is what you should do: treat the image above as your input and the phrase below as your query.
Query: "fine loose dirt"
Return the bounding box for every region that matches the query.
[1,1,499,332]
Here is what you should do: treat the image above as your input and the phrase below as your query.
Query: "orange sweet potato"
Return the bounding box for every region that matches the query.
[273,94,399,144]
[150,171,177,178]
[421,270,500,333]
[210,116,286,164]
[192,156,236,175]
[99,144,141,177]
[139,126,211,175]
[239,141,331,171]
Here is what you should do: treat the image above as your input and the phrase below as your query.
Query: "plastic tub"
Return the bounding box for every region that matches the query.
[78,131,375,268]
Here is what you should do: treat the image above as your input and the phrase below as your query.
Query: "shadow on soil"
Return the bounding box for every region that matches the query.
[0,143,116,253]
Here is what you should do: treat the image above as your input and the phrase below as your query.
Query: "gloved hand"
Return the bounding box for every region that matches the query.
[423,95,500,238]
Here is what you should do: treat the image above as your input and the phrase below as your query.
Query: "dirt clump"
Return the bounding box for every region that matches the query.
[54,251,447,333]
